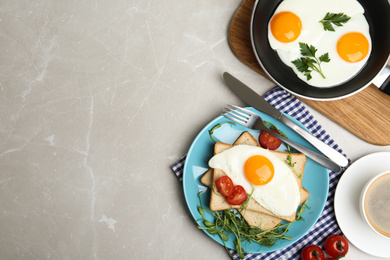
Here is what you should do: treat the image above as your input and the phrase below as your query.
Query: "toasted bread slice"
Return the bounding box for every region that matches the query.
[208,132,308,222]
[200,169,213,187]
[201,171,309,230]
[201,169,308,230]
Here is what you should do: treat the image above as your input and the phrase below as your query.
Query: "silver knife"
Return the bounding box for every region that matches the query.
[223,72,349,168]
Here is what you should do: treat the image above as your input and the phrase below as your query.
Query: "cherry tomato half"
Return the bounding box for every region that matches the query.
[301,245,325,260]
[324,234,349,258]
[215,176,234,197]
[226,185,247,205]
[259,129,282,150]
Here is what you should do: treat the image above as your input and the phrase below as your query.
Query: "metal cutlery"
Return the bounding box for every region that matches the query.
[223,72,349,168]
[223,104,343,173]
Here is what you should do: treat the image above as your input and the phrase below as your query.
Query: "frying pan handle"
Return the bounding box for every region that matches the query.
[372,64,390,96]
[379,71,390,95]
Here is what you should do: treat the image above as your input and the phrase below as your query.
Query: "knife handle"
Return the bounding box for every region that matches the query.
[280,115,349,167]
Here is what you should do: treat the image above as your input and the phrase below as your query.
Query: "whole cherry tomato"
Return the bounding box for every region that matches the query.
[259,129,282,150]
[226,185,247,205]
[324,234,349,258]
[301,244,325,260]
[215,176,234,197]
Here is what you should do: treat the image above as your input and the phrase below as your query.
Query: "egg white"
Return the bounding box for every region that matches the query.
[267,0,371,87]
[208,144,301,217]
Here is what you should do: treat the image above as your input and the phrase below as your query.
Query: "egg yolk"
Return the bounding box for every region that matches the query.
[337,32,369,63]
[270,11,302,43]
[244,155,274,185]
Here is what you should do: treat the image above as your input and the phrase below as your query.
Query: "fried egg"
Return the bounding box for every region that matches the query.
[208,144,301,217]
[267,0,371,87]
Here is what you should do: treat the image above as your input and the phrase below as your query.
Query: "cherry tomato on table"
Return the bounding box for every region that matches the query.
[226,185,247,205]
[301,245,325,260]
[324,234,349,259]
[215,176,234,197]
[259,129,282,150]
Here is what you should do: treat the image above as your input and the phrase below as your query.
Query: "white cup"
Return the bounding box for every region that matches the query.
[360,171,390,239]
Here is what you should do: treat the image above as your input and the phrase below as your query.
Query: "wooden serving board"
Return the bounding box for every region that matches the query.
[228,0,390,145]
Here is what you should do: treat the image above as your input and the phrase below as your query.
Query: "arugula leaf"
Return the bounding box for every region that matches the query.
[285,154,301,178]
[209,122,235,142]
[196,191,308,259]
[292,43,330,80]
[319,12,351,31]
[295,200,309,221]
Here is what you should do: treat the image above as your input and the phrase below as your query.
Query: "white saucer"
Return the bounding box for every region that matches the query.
[334,152,390,258]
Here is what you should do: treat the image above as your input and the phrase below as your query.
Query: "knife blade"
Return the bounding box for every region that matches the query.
[223,72,349,168]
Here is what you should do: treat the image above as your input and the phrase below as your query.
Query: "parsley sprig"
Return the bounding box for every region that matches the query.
[292,43,330,80]
[319,12,351,31]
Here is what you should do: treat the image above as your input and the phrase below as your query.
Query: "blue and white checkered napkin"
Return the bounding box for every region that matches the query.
[171,87,348,260]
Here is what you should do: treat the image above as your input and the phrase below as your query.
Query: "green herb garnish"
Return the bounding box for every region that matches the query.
[319,12,351,31]
[285,154,294,168]
[285,154,301,179]
[263,121,302,181]
[295,201,310,221]
[240,184,254,211]
[196,192,307,259]
[209,122,235,142]
[263,121,286,138]
[292,43,330,80]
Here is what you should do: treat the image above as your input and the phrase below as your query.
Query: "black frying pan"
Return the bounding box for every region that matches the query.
[251,0,390,100]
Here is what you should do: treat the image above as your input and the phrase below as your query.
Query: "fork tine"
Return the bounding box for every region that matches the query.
[224,106,249,119]
[223,110,248,123]
[222,108,249,121]
[227,104,256,116]
[222,113,242,125]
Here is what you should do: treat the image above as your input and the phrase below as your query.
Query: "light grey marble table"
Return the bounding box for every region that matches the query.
[1,0,389,259]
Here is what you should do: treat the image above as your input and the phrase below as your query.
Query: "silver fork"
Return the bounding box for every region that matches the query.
[223,104,342,173]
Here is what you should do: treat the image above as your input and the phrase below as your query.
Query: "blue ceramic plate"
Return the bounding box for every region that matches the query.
[183,107,329,253]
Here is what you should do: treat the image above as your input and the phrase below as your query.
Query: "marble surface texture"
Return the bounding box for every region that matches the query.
[1,0,389,259]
